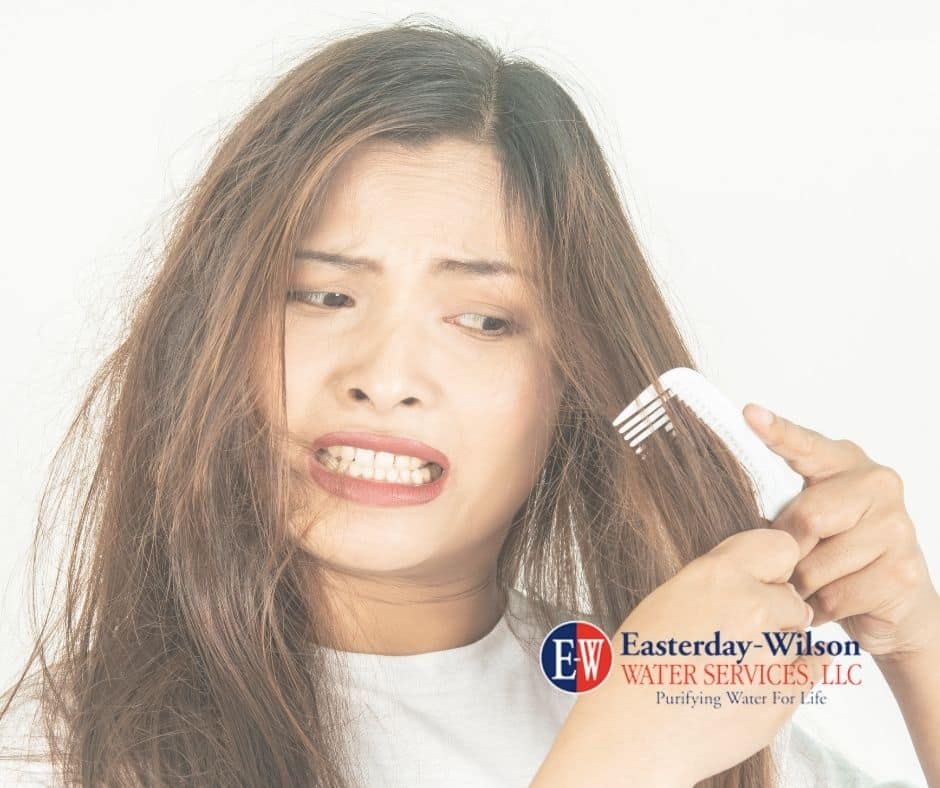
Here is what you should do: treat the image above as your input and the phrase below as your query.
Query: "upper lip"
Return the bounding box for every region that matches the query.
[312,431,450,470]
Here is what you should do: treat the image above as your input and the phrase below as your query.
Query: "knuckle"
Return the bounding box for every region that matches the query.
[883,515,912,543]
[813,584,840,617]
[895,553,923,589]
[715,530,757,559]
[774,530,802,566]
[705,551,734,580]
[870,464,904,496]
[717,530,747,549]
[686,554,723,585]
[836,438,863,456]
[742,595,768,628]
[793,506,825,539]
[795,429,818,457]
[754,528,800,565]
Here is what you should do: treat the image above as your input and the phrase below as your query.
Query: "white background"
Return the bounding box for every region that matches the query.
[1,2,937,785]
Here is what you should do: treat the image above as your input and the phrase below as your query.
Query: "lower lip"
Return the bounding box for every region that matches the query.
[307,453,448,507]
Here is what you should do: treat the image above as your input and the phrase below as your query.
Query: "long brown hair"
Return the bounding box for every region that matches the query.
[2,16,778,787]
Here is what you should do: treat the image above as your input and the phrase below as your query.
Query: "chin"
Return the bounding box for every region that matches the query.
[299,516,453,574]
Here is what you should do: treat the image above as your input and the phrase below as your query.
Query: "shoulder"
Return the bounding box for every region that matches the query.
[506,587,604,626]
[505,587,590,624]
[504,587,603,652]
[773,721,923,788]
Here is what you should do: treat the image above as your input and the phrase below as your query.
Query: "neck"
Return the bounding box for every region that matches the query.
[314,568,508,656]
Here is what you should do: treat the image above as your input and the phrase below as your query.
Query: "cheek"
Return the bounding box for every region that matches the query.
[283,324,328,426]
[456,350,559,477]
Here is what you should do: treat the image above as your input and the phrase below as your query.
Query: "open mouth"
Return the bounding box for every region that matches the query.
[314,447,444,486]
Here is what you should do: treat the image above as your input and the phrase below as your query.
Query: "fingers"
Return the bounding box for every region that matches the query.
[765,582,815,632]
[770,466,878,549]
[712,528,801,585]
[788,512,891,600]
[742,404,868,483]
[805,550,927,627]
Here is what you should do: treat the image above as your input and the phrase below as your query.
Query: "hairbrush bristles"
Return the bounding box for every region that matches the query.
[611,381,678,455]
[612,367,804,521]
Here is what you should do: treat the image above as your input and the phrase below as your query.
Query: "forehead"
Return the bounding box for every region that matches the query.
[305,138,517,262]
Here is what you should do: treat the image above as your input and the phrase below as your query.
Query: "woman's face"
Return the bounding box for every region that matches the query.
[283,137,561,579]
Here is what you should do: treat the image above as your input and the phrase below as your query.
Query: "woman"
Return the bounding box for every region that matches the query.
[2,18,936,787]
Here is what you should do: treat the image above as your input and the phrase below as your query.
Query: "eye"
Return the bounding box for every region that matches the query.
[453,313,515,337]
[287,292,516,338]
[287,290,354,308]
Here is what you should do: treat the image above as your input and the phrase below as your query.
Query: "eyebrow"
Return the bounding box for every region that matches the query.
[293,249,523,279]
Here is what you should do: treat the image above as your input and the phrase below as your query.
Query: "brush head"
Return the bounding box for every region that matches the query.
[612,367,804,521]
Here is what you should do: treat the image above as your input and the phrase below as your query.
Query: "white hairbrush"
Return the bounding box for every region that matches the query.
[611,367,804,521]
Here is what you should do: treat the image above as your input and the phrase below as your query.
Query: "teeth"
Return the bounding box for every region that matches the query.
[315,449,440,485]
[320,445,434,471]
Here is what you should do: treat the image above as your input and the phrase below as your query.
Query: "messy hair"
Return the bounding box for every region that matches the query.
[2,16,775,787]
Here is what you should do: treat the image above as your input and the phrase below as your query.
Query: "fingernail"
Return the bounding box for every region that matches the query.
[804,603,814,628]
[749,404,775,426]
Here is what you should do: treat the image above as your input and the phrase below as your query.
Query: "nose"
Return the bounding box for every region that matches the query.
[347,386,419,410]
[334,321,435,413]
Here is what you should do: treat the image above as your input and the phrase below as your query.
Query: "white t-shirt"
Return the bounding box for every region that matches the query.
[0,587,923,786]
[320,587,921,788]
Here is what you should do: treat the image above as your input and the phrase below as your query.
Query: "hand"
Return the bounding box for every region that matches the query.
[533,528,830,787]
[743,403,940,662]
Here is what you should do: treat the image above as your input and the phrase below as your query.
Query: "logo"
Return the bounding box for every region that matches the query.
[539,620,613,694]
